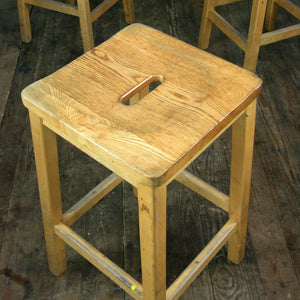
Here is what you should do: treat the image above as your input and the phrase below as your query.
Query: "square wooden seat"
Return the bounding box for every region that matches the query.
[21,24,262,299]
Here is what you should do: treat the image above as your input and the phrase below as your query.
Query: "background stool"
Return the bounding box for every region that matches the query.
[21,24,262,299]
[198,0,300,72]
[17,0,135,52]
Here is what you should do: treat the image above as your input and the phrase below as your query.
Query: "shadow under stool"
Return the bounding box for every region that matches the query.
[17,0,134,52]
[21,24,262,299]
[198,0,300,72]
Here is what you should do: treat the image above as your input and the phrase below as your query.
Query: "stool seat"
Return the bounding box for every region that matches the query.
[22,24,261,187]
[22,24,262,299]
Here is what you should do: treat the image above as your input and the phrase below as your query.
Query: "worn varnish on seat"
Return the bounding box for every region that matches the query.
[22,24,262,299]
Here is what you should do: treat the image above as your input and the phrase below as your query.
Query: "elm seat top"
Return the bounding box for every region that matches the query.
[22,23,262,186]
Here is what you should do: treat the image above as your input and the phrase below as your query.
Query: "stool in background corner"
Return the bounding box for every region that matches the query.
[17,0,134,52]
[198,0,300,72]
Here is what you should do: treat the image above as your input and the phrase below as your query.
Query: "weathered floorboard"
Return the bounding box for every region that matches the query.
[0,4,49,261]
[0,0,22,125]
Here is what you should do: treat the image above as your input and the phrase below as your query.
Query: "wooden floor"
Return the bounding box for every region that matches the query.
[0,0,299,299]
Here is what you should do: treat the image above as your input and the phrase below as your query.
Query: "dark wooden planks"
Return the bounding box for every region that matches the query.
[188,133,265,300]
[249,147,299,299]
[249,36,300,298]
[166,180,216,299]
[256,36,300,264]
[0,0,22,125]
[0,6,49,259]
[0,5,78,300]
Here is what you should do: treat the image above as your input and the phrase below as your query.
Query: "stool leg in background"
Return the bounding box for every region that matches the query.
[138,184,167,300]
[77,0,94,52]
[29,112,67,276]
[65,0,76,5]
[243,0,268,72]
[265,0,278,31]
[198,0,216,49]
[227,100,257,264]
[17,0,31,42]
[123,0,135,24]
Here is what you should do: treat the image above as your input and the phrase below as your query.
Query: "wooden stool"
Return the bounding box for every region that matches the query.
[17,0,134,52]
[198,0,300,72]
[22,24,262,299]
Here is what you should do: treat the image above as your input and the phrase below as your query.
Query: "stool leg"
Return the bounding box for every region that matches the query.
[227,100,256,264]
[122,0,135,24]
[77,0,94,52]
[138,184,167,300]
[243,0,268,72]
[17,0,32,42]
[29,112,67,276]
[198,0,216,49]
[265,0,278,31]
[66,0,76,5]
